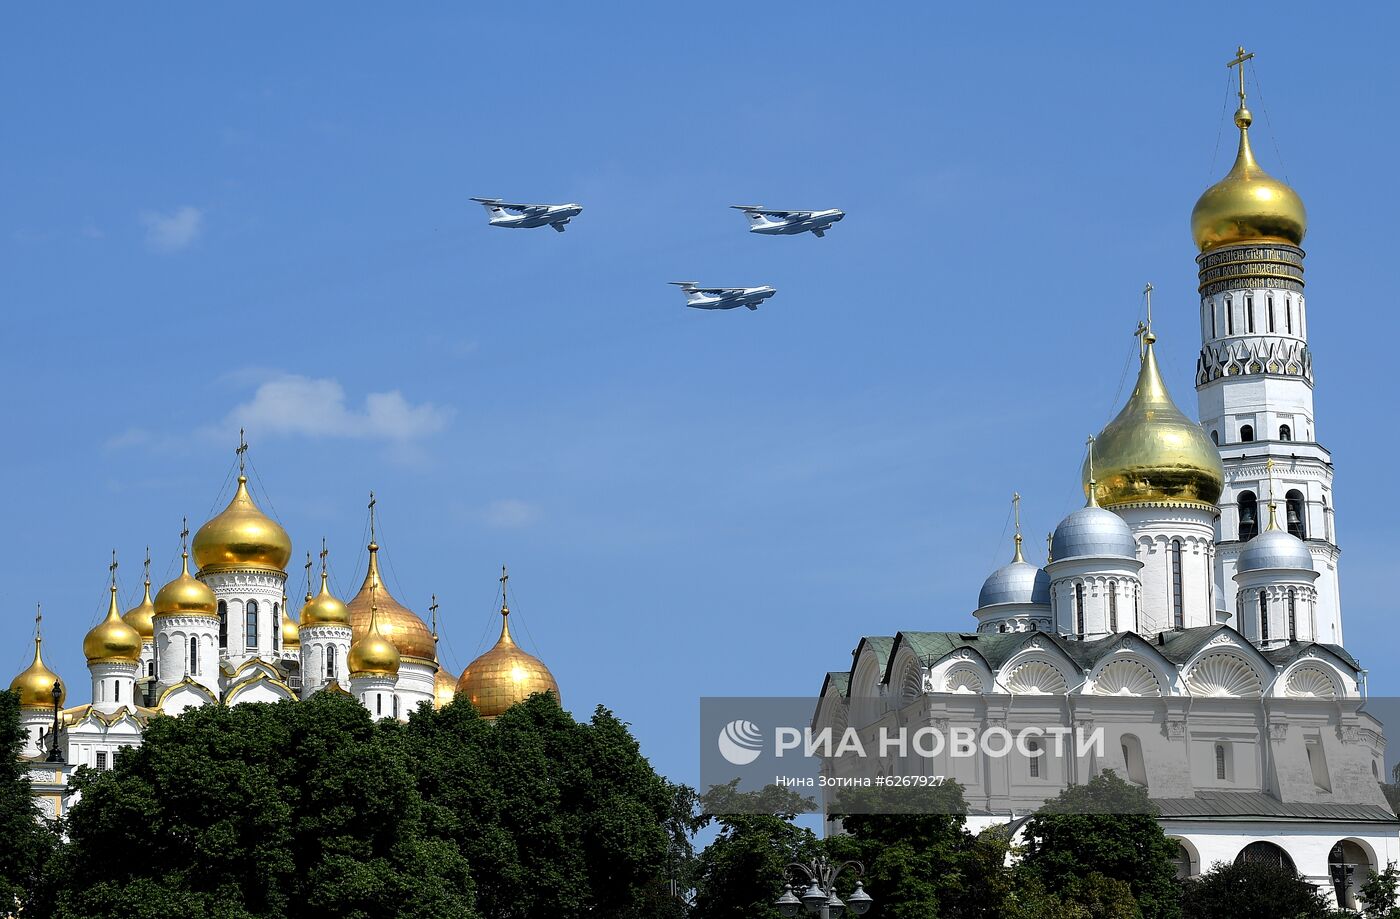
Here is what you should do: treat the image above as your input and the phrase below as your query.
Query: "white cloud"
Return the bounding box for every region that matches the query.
[140,206,203,253]
[481,499,541,529]
[224,375,452,442]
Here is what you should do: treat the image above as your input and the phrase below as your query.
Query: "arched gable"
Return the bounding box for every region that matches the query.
[995,635,1080,695]
[1180,630,1272,698]
[156,677,217,715]
[224,673,295,706]
[848,637,893,727]
[928,647,994,696]
[1085,636,1177,697]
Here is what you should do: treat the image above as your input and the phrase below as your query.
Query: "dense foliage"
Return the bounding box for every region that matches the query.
[1179,859,1332,919]
[0,691,59,915]
[21,692,691,919]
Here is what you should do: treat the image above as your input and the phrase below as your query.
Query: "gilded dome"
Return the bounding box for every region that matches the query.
[154,552,218,619]
[9,633,63,709]
[348,606,400,676]
[346,543,437,662]
[122,578,157,640]
[84,585,143,664]
[280,598,300,649]
[301,571,350,627]
[1085,335,1224,508]
[456,600,560,719]
[192,476,292,574]
[1190,107,1306,253]
[434,664,457,710]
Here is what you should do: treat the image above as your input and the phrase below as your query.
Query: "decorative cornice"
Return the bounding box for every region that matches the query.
[1197,242,1304,298]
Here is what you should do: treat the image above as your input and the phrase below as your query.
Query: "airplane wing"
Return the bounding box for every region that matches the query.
[699,287,747,295]
[497,202,553,214]
[759,208,813,219]
[470,197,503,204]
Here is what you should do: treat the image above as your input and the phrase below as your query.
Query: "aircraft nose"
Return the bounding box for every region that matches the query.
[833,211,845,221]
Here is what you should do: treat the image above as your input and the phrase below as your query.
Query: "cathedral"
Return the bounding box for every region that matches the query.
[811,50,1397,909]
[9,460,561,820]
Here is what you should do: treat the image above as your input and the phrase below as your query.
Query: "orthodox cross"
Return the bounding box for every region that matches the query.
[1228,46,1254,107]
[109,549,119,587]
[1135,283,1155,357]
[143,547,151,586]
[305,551,314,600]
[180,517,190,553]
[500,565,510,612]
[1045,532,1054,564]
[1012,492,1023,557]
[429,594,440,639]
[368,491,377,543]
[35,603,42,640]
[236,428,248,475]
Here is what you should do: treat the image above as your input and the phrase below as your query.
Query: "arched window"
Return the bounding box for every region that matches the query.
[1030,621,1038,631]
[1210,429,1219,445]
[114,681,120,704]
[1246,296,1255,333]
[272,602,280,652]
[1075,583,1085,636]
[1286,490,1307,539]
[1215,743,1227,781]
[1240,424,1254,443]
[1108,581,1119,632]
[1267,296,1275,332]
[1260,591,1270,641]
[1238,491,1259,541]
[245,601,259,648]
[1279,424,1292,442]
[1028,738,1042,778]
[1121,734,1148,786]
[393,695,400,719]
[190,636,199,676]
[376,694,383,716]
[1210,301,1218,338]
[1285,299,1293,334]
[1225,297,1235,335]
[1288,589,1298,640]
[218,601,228,649]
[1237,841,1294,872]
[326,646,336,680]
[1171,540,1184,629]
[147,660,155,678]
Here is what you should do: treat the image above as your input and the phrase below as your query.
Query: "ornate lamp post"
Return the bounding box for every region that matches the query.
[774,857,872,919]
[45,679,64,763]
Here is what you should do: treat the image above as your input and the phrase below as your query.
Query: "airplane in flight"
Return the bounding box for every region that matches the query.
[471,198,583,232]
[730,205,844,238]
[669,281,777,311]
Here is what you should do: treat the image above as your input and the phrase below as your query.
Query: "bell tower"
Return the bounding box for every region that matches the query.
[1191,47,1342,644]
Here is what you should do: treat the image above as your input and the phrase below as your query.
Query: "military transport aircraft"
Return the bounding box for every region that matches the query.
[669,281,777,311]
[470,198,583,232]
[730,205,844,238]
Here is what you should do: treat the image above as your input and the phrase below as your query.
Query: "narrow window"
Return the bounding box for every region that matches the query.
[1246,296,1255,333]
[218,600,228,649]
[1215,744,1227,780]
[147,660,155,678]
[1075,583,1085,636]
[1288,589,1298,640]
[190,637,199,676]
[96,751,108,771]
[1210,430,1219,445]
[1279,424,1292,442]
[1260,591,1270,641]
[376,694,383,716]
[326,646,337,679]
[1226,298,1235,335]
[1240,424,1254,443]
[272,602,280,652]
[1238,491,1259,541]
[114,681,120,703]
[1210,300,1218,338]
[1108,581,1119,632]
[1286,298,1293,334]
[245,601,259,648]
[1134,591,1140,631]
[1028,738,1042,778]
[1171,540,1184,629]
[1267,296,1275,332]
[393,695,400,719]
[1286,490,1307,539]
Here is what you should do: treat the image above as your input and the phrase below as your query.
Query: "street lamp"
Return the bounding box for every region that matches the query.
[44,679,64,764]
[774,857,872,919]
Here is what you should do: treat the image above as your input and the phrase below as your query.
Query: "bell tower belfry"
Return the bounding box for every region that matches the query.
[1191,47,1342,643]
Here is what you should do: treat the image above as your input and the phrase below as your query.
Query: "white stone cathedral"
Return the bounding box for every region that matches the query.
[9,464,560,821]
[812,51,1396,909]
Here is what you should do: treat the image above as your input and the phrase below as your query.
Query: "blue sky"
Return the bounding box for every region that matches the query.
[4,4,1399,796]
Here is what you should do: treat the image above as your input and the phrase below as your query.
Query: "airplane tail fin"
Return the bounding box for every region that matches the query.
[471,197,507,218]
[730,205,769,226]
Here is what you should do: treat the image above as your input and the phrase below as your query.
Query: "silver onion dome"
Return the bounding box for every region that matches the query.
[979,560,1051,608]
[1051,506,1136,561]
[1238,528,1313,573]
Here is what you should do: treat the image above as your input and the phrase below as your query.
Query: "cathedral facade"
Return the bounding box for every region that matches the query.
[812,54,1396,909]
[9,467,560,821]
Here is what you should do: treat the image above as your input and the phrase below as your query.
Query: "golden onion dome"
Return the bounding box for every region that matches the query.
[192,475,293,574]
[301,571,351,627]
[154,552,218,619]
[280,596,300,649]
[9,629,63,709]
[84,585,144,664]
[1085,333,1224,508]
[433,664,457,710]
[122,577,157,640]
[1190,104,1306,253]
[346,543,436,662]
[348,605,400,676]
[456,599,560,719]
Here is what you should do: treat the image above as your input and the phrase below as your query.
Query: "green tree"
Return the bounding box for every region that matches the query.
[49,694,475,919]
[1019,770,1181,919]
[1180,859,1331,919]
[0,690,59,915]
[398,692,696,919]
[1357,861,1400,918]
